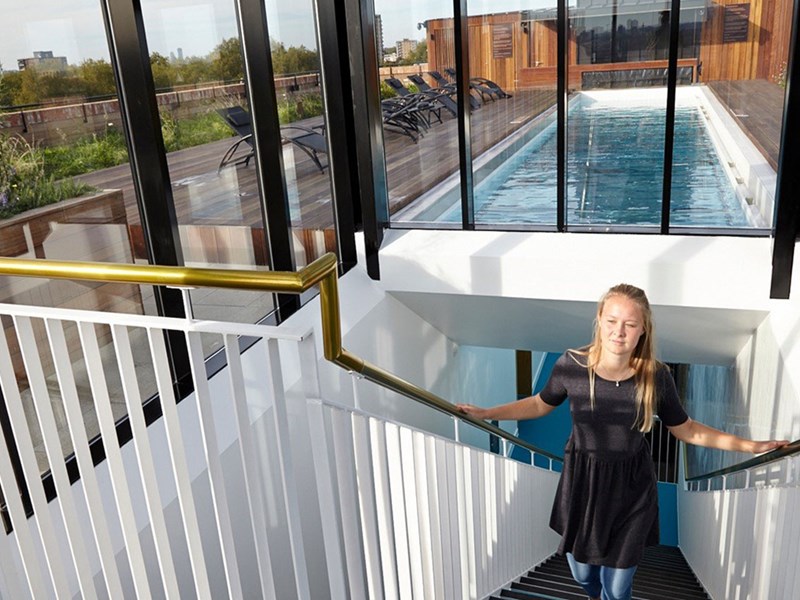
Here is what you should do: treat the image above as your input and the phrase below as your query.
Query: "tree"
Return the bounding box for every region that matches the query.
[212,38,243,81]
[0,64,11,107]
[176,57,215,85]
[13,69,42,105]
[270,40,319,75]
[78,59,116,97]
[150,52,173,90]
[398,41,427,66]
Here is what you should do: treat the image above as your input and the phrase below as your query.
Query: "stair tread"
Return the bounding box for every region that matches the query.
[498,547,710,600]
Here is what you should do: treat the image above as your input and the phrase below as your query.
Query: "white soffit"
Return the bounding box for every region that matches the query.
[388,292,767,366]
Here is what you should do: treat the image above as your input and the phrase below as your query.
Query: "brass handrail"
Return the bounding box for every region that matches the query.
[0,253,562,464]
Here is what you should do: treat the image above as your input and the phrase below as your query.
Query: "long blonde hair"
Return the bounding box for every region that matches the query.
[573,284,660,432]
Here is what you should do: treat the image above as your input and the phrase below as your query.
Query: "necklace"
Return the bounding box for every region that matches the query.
[597,365,632,386]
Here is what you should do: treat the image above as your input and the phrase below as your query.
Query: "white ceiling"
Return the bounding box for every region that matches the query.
[389,291,769,365]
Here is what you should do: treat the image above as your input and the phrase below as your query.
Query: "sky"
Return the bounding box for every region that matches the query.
[1,0,551,71]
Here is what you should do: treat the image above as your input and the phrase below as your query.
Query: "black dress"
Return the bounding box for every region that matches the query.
[539,352,689,569]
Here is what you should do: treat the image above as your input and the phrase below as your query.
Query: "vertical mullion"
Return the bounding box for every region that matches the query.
[314,0,359,271]
[557,0,567,231]
[345,0,388,280]
[46,320,125,598]
[453,0,475,229]
[235,0,295,274]
[661,0,682,234]
[770,0,800,298]
[100,0,190,395]
[14,318,97,599]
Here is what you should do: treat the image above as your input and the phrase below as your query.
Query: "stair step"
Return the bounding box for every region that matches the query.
[496,546,709,600]
[502,584,587,600]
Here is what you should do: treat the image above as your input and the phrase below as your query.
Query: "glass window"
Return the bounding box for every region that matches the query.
[265,0,337,268]
[375,0,461,225]
[0,1,152,471]
[140,0,276,338]
[567,1,670,230]
[469,2,558,228]
[670,0,792,230]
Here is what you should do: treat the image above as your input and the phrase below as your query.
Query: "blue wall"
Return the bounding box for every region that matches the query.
[511,352,571,470]
[511,352,679,546]
[657,483,679,546]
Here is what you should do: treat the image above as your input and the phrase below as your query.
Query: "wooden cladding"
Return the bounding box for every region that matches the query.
[425,1,794,89]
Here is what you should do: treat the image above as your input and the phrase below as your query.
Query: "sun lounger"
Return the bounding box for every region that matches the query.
[216,106,329,173]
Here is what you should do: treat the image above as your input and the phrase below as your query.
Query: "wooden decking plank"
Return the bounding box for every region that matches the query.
[706,79,784,169]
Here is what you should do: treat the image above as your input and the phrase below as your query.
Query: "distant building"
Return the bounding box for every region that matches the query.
[177,47,184,61]
[375,15,384,64]
[17,51,68,75]
[383,52,398,64]
[396,39,418,61]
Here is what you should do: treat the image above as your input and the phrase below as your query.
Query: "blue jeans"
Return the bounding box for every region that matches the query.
[566,553,638,600]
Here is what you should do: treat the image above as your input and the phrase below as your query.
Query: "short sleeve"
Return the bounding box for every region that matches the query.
[539,353,571,407]
[656,366,689,427]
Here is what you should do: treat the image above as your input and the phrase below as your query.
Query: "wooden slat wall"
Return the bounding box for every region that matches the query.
[699,0,794,81]
[427,1,793,86]
[427,13,523,91]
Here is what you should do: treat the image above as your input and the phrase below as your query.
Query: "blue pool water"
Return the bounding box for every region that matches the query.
[425,96,749,227]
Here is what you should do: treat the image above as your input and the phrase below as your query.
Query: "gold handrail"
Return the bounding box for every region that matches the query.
[0,253,562,463]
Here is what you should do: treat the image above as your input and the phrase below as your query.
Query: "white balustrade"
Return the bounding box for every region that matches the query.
[0,300,561,599]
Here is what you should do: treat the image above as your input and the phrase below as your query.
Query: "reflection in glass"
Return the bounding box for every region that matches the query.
[265,0,337,269]
[671,0,794,229]
[567,3,669,228]
[140,0,277,340]
[469,2,558,227]
[0,1,152,470]
[375,0,460,225]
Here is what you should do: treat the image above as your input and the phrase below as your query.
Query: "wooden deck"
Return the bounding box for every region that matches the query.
[75,89,556,239]
[707,79,785,170]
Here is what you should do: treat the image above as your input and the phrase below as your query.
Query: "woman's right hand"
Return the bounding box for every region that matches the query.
[455,403,490,420]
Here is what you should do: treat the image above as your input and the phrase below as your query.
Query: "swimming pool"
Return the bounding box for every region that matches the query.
[398,89,766,228]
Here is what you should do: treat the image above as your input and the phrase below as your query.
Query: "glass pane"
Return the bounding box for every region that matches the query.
[376,1,460,225]
[140,0,279,354]
[670,0,792,229]
[0,1,153,471]
[265,0,337,268]
[469,2,558,228]
[567,3,670,229]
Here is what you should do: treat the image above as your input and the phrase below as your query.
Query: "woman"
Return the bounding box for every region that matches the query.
[456,284,788,600]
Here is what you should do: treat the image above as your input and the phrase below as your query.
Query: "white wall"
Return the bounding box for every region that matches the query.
[678,466,800,599]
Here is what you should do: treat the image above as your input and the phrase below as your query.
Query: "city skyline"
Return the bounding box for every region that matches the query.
[2,0,552,71]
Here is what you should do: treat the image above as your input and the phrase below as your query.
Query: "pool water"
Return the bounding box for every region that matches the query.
[429,95,749,227]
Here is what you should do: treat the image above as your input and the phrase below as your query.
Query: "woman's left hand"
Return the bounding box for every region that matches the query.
[750,439,791,454]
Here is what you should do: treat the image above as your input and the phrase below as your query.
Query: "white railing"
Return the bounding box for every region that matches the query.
[0,299,561,599]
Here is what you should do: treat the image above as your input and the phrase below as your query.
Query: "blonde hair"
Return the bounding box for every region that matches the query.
[573,284,661,432]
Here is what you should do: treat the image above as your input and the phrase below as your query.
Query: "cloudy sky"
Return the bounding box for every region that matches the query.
[1,0,546,70]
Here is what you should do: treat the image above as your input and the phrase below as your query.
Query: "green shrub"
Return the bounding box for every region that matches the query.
[42,128,129,179]
[0,134,95,219]
[277,93,325,124]
[380,81,397,99]
[773,62,787,89]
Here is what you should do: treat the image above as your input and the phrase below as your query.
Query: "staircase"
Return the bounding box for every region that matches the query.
[491,545,710,600]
